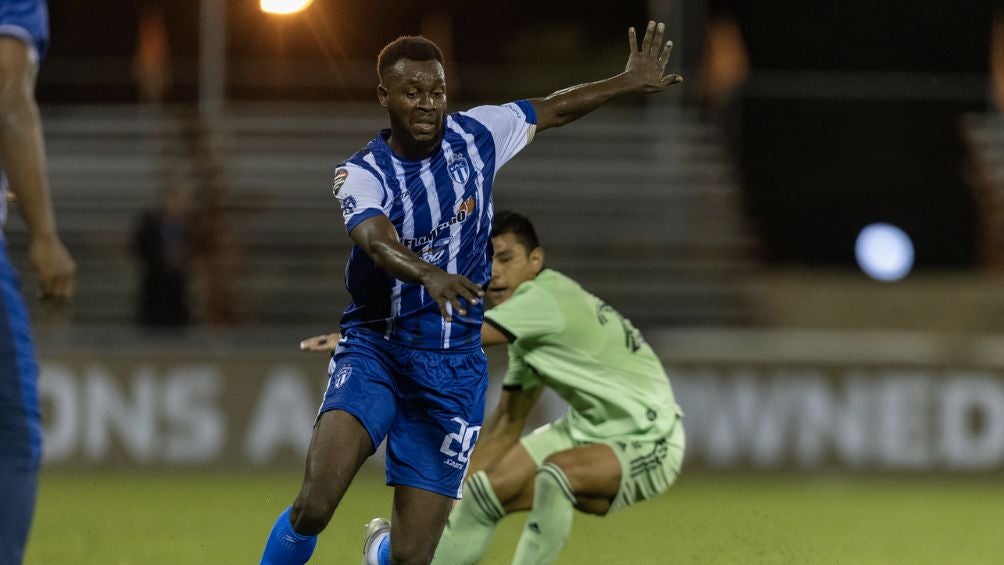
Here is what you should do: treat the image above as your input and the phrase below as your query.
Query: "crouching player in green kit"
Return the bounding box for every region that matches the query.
[430,210,685,564]
[301,211,686,564]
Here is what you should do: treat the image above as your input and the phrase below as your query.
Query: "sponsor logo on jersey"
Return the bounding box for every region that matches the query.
[331,168,349,196]
[332,364,352,389]
[420,244,448,265]
[392,189,410,203]
[448,153,470,185]
[401,196,476,248]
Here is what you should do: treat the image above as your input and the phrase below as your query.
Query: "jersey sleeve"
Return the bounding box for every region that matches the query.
[332,163,387,233]
[461,101,537,169]
[501,347,541,391]
[484,281,565,342]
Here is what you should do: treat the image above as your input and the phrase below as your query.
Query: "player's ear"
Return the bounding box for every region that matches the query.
[377,84,389,107]
[529,247,545,274]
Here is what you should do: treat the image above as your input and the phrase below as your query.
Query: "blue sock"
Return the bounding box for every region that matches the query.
[377,534,390,565]
[260,506,317,565]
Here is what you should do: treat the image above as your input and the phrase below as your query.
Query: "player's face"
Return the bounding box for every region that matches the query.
[378,59,447,157]
[488,232,544,306]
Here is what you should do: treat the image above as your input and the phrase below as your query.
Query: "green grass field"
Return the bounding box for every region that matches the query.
[25,468,1004,564]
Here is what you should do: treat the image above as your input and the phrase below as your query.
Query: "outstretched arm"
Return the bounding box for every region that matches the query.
[0,38,76,299]
[350,215,483,321]
[531,21,682,133]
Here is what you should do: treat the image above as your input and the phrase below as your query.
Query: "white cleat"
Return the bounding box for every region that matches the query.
[361,517,391,565]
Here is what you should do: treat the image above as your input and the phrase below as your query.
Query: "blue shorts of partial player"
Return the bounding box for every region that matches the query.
[0,238,42,564]
[319,328,488,499]
[0,0,50,59]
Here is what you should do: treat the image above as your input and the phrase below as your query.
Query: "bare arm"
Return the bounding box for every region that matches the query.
[530,21,682,133]
[351,214,482,320]
[480,321,510,347]
[300,333,341,351]
[0,39,75,299]
[467,385,544,476]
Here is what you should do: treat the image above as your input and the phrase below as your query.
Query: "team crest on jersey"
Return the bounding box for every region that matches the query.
[448,153,470,185]
[332,363,352,389]
[331,168,349,197]
[341,195,357,215]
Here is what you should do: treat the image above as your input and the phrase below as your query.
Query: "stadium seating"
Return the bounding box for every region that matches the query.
[9,103,761,328]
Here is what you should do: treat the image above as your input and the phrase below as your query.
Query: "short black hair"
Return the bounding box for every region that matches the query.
[492,211,540,252]
[377,36,444,82]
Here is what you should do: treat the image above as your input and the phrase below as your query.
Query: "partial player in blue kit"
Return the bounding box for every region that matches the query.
[262,22,682,565]
[0,1,76,563]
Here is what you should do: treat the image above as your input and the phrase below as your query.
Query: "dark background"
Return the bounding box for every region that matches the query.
[38,0,1003,269]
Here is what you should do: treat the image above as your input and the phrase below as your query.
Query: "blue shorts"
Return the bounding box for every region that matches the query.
[0,0,49,59]
[0,240,40,564]
[319,330,488,498]
[0,465,37,564]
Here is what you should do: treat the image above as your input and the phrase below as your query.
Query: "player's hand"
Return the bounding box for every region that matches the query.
[29,236,76,301]
[421,270,484,321]
[625,21,683,94]
[300,333,342,352]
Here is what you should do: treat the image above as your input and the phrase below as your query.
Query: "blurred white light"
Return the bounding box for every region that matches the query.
[261,0,313,15]
[855,223,914,282]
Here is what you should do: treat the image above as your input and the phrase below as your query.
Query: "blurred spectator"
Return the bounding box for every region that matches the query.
[134,184,192,327]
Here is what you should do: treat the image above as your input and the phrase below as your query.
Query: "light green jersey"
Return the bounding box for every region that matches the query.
[484,269,680,442]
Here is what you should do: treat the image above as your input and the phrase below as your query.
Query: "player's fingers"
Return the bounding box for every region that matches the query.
[650,22,665,57]
[455,285,479,305]
[449,295,467,317]
[661,74,684,86]
[641,20,655,53]
[628,26,638,53]
[658,40,674,67]
[300,336,324,350]
[55,270,75,299]
[460,278,483,301]
[436,297,452,321]
[47,277,68,301]
[36,273,54,300]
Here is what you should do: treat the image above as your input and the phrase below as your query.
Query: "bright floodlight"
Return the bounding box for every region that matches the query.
[261,0,313,15]
[855,223,914,282]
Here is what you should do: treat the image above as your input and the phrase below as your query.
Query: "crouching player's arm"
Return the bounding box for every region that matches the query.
[464,321,538,475]
[299,333,342,352]
[466,383,542,477]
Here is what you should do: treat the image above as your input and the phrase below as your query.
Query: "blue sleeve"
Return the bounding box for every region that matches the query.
[513,100,538,125]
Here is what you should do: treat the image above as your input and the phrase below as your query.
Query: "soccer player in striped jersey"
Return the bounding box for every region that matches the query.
[0,1,77,563]
[261,21,682,565]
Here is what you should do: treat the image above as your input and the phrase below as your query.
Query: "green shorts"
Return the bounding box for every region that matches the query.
[519,414,685,514]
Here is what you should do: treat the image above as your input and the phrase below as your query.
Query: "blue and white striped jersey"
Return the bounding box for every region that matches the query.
[333,101,537,350]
